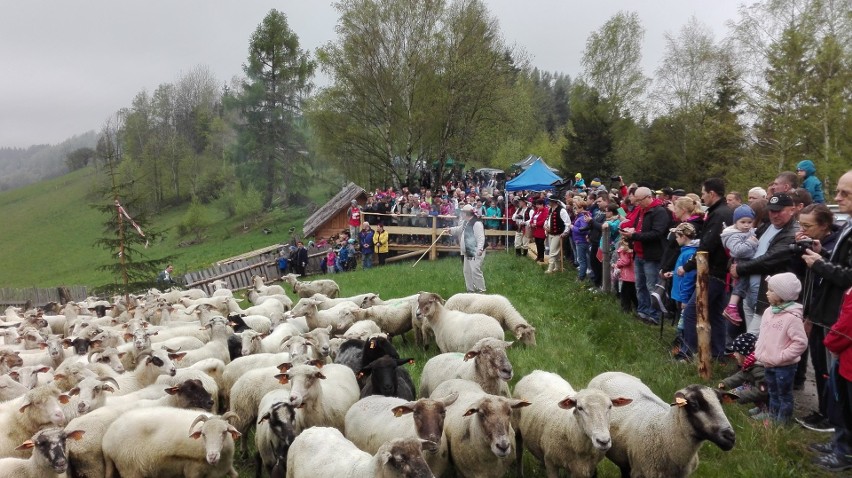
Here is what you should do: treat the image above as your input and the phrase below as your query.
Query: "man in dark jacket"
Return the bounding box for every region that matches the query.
[732,192,801,328]
[622,186,671,324]
[804,170,852,471]
[293,241,309,276]
[678,178,733,359]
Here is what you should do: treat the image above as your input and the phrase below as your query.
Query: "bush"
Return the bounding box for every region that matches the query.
[178,200,211,241]
[222,183,263,220]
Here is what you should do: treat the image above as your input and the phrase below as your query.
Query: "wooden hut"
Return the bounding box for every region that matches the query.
[302,182,368,240]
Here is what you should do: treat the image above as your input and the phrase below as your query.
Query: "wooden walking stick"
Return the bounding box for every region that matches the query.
[695,251,711,380]
[412,230,446,268]
[560,236,564,272]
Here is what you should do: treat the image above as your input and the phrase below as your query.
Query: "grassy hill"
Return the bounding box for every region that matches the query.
[230,256,819,477]
[0,166,329,287]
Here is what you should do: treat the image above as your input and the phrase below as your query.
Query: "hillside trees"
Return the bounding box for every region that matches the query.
[230,9,315,209]
[309,0,524,188]
[65,146,96,171]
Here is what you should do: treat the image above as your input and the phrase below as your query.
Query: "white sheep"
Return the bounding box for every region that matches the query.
[345,302,414,338]
[210,279,234,298]
[62,376,120,420]
[276,362,360,432]
[445,293,536,346]
[252,275,287,296]
[342,320,382,340]
[102,408,240,478]
[302,292,376,311]
[419,337,514,398]
[290,299,358,333]
[0,374,28,401]
[286,426,433,478]
[587,371,737,478]
[170,320,232,367]
[429,379,530,478]
[249,294,294,312]
[416,292,503,353]
[281,274,340,299]
[345,393,459,477]
[156,358,224,413]
[260,322,304,353]
[226,298,286,325]
[0,427,84,478]
[513,370,632,478]
[110,349,178,395]
[0,384,69,458]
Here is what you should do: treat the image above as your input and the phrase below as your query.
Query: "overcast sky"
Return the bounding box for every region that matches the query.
[0,0,745,148]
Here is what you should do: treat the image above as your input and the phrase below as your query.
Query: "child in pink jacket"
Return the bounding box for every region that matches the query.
[615,237,637,313]
[754,272,808,423]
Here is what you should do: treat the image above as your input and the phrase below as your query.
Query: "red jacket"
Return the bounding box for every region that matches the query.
[530,206,549,239]
[824,287,852,381]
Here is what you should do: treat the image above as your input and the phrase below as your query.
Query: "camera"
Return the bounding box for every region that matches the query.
[789,238,814,253]
[610,175,621,182]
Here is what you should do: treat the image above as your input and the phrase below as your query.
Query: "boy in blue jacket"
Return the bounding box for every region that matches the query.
[797,159,825,203]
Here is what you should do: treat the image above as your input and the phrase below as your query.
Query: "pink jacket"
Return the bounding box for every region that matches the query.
[616,249,635,282]
[755,303,808,367]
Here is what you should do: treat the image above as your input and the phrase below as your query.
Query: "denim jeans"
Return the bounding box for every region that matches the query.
[362,252,373,269]
[827,360,852,457]
[765,363,798,422]
[575,242,590,280]
[681,276,728,358]
[634,258,661,320]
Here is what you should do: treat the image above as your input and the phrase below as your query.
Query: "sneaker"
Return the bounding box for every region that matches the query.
[809,442,835,455]
[650,284,668,314]
[748,406,764,416]
[813,453,852,472]
[751,412,772,421]
[797,412,836,433]
[723,304,743,325]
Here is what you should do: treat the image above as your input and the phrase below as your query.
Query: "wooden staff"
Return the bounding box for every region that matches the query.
[412,230,446,268]
[696,251,711,380]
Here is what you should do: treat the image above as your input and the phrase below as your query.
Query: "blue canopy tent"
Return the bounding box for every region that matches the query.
[503,158,563,252]
[505,158,563,191]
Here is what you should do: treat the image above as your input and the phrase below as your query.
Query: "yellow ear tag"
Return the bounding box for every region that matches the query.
[674,397,688,407]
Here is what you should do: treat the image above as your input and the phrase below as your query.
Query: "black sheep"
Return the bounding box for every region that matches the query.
[358,355,416,401]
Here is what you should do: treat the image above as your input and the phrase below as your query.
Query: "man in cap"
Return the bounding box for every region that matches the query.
[545,193,571,273]
[445,204,487,292]
[732,192,801,334]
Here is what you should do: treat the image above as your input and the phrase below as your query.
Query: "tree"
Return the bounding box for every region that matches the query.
[234,9,315,209]
[92,116,173,296]
[580,11,649,117]
[65,147,96,171]
[562,82,616,178]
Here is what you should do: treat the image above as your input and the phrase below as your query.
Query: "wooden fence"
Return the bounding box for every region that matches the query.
[0,286,88,308]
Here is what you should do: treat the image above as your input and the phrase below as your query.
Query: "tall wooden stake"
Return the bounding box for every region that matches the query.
[602,222,611,293]
[696,251,711,379]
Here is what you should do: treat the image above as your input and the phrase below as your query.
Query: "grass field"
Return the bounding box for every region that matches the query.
[0,166,327,288]
[232,253,827,478]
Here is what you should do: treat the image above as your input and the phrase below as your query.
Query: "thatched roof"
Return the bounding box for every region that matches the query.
[302,182,367,237]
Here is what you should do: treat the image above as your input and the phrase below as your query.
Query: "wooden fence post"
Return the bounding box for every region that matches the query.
[696,251,711,380]
[429,216,438,261]
[602,223,611,293]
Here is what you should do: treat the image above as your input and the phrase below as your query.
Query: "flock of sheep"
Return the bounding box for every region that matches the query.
[0,272,737,478]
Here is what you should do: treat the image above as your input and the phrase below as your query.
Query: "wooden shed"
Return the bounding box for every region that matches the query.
[302,182,368,240]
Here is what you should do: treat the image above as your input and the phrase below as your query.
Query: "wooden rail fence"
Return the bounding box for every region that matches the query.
[0,286,88,309]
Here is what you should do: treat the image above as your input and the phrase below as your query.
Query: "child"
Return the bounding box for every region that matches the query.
[796,159,825,204]
[667,223,699,340]
[718,333,768,412]
[753,272,808,423]
[324,249,336,274]
[615,237,637,312]
[721,204,758,327]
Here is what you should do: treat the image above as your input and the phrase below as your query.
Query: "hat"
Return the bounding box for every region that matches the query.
[661,187,673,196]
[590,179,602,187]
[766,272,802,302]
[575,172,582,179]
[461,204,476,214]
[766,192,794,211]
[732,333,757,356]
[654,190,663,195]
[672,189,686,196]
[351,199,358,205]
[348,238,356,244]
[516,196,527,203]
[670,222,697,238]
[733,205,755,223]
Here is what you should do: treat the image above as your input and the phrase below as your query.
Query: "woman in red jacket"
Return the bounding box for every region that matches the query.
[530,198,549,263]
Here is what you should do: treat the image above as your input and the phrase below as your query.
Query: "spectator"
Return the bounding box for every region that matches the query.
[732,192,801,335]
[820,287,852,472]
[589,193,611,287]
[802,170,852,471]
[678,178,734,360]
[615,237,637,312]
[667,222,699,337]
[346,200,362,239]
[373,223,389,266]
[157,264,177,289]
[512,197,532,256]
[718,333,768,412]
[795,203,841,428]
[574,172,586,190]
[748,187,768,203]
[544,194,571,274]
[621,186,670,325]
[358,223,375,269]
[797,159,825,204]
[727,191,743,209]
[293,241,308,276]
[721,205,758,328]
[771,171,799,195]
[530,198,549,263]
[571,199,592,281]
[753,272,807,424]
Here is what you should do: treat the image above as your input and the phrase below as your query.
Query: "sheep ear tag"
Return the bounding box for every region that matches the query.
[671,396,688,408]
[14,440,35,451]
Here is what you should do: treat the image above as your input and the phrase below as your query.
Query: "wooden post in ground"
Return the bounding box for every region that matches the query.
[602,223,611,293]
[560,237,564,272]
[695,251,711,380]
[429,216,438,261]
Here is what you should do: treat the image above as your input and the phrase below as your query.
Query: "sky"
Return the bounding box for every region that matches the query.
[0,0,745,148]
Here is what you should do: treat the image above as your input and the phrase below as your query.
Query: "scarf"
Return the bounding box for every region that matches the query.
[771,301,797,314]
